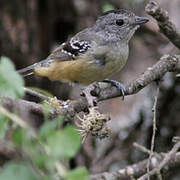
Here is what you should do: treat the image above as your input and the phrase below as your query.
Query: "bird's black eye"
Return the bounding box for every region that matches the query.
[116,19,124,26]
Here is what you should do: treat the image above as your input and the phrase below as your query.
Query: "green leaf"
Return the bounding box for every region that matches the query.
[47,126,81,159]
[66,167,89,180]
[101,2,115,13]
[0,116,9,140]
[32,153,47,169]
[0,162,37,180]
[12,128,23,147]
[0,56,24,98]
[39,118,60,139]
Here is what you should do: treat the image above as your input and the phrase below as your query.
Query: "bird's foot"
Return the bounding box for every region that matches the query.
[102,79,125,100]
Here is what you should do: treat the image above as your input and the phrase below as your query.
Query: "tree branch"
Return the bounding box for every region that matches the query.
[91,54,180,102]
[138,141,180,180]
[147,83,160,180]
[0,96,88,127]
[91,149,180,180]
[145,1,180,49]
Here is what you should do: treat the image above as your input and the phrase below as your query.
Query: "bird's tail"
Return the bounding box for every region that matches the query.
[17,63,38,77]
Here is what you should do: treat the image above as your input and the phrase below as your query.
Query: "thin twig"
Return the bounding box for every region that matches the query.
[133,142,162,159]
[133,143,152,155]
[0,105,36,139]
[0,105,30,129]
[138,141,180,180]
[24,87,49,100]
[147,83,160,180]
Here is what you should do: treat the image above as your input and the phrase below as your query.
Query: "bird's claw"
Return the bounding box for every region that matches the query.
[103,79,125,100]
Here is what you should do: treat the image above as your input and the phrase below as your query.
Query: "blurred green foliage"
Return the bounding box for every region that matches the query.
[66,167,89,180]
[0,115,9,139]
[0,163,37,180]
[47,126,81,159]
[0,57,24,98]
[101,2,115,13]
[0,57,88,180]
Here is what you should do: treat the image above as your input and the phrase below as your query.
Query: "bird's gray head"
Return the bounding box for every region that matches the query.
[93,9,149,43]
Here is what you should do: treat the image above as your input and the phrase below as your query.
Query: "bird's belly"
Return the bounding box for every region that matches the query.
[34,55,128,85]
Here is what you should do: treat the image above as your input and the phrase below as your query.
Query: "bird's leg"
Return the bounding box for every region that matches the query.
[102,79,125,100]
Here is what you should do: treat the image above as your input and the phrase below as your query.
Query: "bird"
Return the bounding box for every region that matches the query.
[18,9,148,96]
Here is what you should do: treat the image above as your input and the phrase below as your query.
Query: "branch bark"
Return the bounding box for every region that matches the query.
[93,54,180,102]
[91,150,180,180]
[0,96,88,127]
[138,141,180,180]
[145,1,180,49]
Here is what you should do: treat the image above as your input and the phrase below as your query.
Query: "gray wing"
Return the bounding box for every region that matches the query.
[35,30,94,68]
[18,28,103,76]
[18,36,92,76]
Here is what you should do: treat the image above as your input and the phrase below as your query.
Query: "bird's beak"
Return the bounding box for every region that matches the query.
[134,16,149,25]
